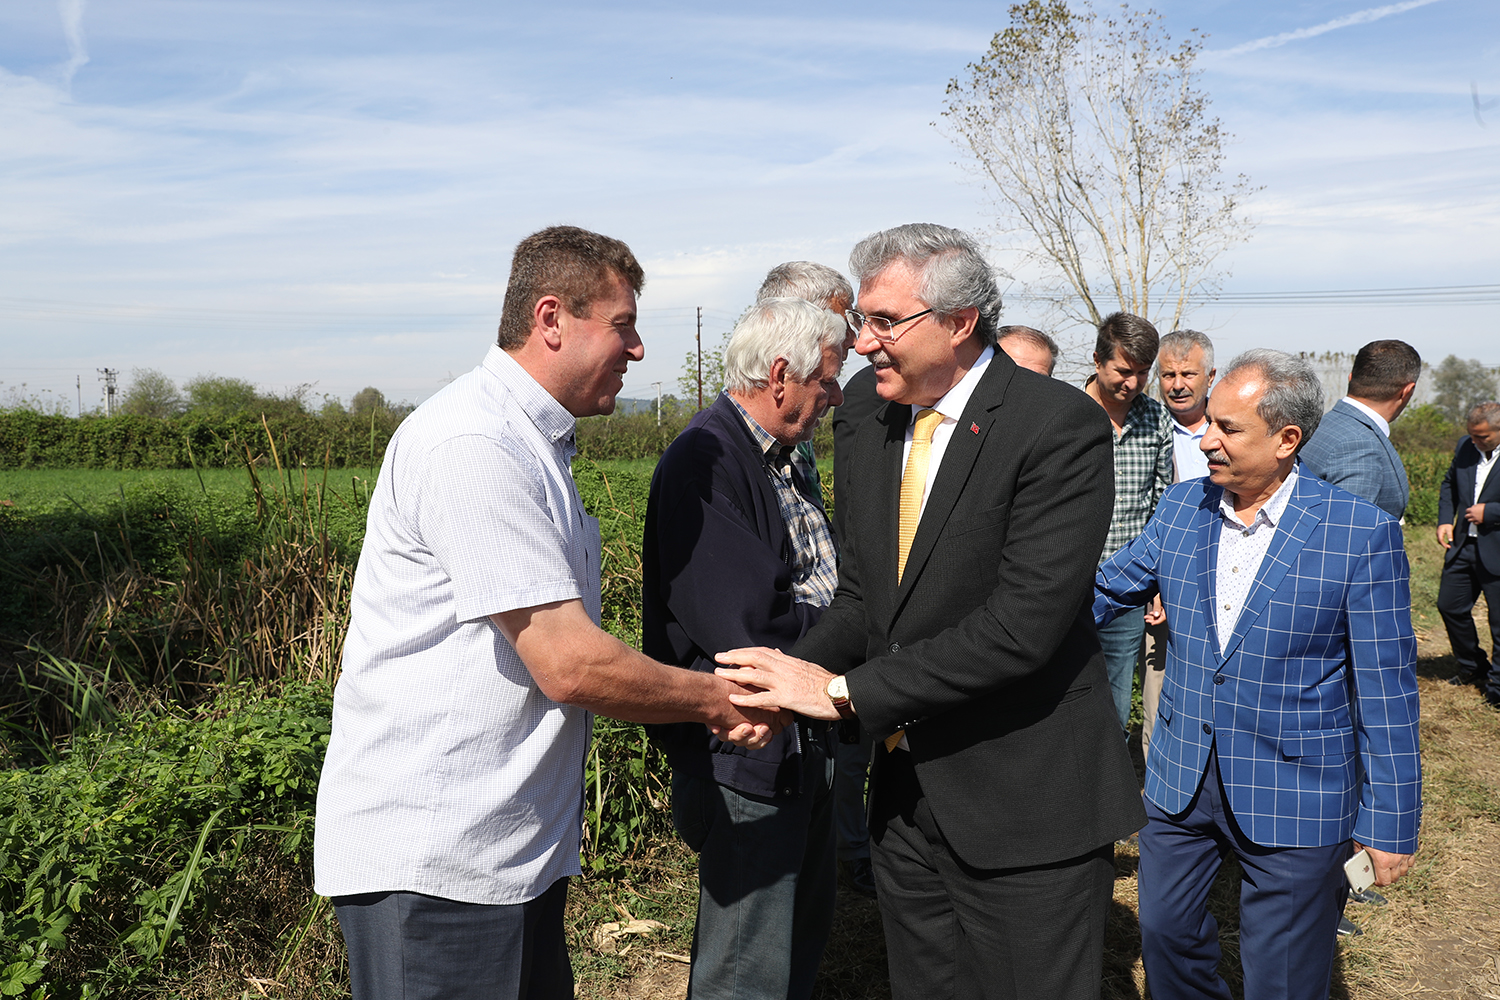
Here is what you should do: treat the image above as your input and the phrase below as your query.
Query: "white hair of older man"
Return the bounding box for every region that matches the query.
[723,297,848,394]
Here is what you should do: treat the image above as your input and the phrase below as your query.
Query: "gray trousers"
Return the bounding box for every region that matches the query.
[333,878,572,1000]
[671,732,838,1000]
[1141,619,1168,764]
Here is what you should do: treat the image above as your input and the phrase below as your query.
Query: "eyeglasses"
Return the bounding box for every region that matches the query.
[844,307,935,344]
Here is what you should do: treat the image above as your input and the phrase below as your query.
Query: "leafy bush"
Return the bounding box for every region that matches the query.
[1391,404,1463,454]
[1402,448,1453,526]
[0,683,334,998]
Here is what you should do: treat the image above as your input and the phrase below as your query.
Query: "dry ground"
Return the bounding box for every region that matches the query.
[570,527,1500,999]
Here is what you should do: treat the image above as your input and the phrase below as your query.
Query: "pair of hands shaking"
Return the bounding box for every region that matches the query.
[712,647,840,750]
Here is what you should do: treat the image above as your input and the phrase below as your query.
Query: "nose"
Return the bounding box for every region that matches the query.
[828,381,845,409]
[854,325,882,356]
[625,327,645,362]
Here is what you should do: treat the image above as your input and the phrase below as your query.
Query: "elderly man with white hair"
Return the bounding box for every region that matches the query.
[643,295,849,1000]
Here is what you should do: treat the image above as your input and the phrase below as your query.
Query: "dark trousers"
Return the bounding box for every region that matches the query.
[1138,747,1349,1000]
[332,878,572,1000]
[868,750,1115,1000]
[671,733,838,1000]
[1438,537,1500,697]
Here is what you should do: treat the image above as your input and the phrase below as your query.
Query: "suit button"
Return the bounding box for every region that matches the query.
[1214,675,1225,685]
[1202,723,1213,735]
[889,642,901,653]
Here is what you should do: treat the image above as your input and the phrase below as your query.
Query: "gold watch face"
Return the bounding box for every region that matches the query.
[827,675,848,702]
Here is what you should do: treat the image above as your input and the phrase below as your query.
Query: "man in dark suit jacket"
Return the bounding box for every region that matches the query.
[717,223,1145,1000]
[1300,339,1421,520]
[644,296,850,1000]
[1437,400,1500,706]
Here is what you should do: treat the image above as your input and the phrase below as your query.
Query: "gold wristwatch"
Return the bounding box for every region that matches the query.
[826,675,855,720]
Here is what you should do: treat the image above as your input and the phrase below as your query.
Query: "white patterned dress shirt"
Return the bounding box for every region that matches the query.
[1214,466,1299,654]
[1470,445,1496,538]
[314,345,600,905]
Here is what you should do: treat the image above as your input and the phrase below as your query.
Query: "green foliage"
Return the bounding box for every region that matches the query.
[1401,448,1454,526]
[182,375,261,419]
[0,683,332,995]
[0,409,404,470]
[576,410,693,461]
[349,387,386,416]
[119,369,184,420]
[582,718,674,872]
[1391,403,1463,454]
[1430,355,1499,424]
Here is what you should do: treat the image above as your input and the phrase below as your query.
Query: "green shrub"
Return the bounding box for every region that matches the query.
[0,683,332,997]
[1401,448,1454,526]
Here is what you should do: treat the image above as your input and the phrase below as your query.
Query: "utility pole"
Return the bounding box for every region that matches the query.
[76,375,81,417]
[651,381,662,426]
[696,306,703,410]
[97,368,118,417]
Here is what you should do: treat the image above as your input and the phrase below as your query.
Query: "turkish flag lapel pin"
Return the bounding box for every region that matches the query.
[970,422,980,434]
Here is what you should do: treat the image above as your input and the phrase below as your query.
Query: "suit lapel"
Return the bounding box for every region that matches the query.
[1196,489,1224,663]
[870,400,908,597]
[1217,473,1325,662]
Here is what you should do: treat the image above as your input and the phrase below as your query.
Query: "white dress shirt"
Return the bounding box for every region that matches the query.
[1215,466,1299,653]
[901,345,994,518]
[1471,445,1497,538]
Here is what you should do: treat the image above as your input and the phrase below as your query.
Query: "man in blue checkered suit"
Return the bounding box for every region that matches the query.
[1095,349,1422,1000]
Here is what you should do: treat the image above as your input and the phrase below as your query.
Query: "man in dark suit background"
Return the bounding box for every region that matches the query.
[717,223,1144,999]
[1437,400,1500,707]
[1299,339,1421,520]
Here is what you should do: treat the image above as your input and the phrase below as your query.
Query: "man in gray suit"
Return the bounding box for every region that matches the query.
[1300,340,1421,520]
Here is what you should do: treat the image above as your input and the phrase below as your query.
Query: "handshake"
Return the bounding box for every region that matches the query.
[708,646,842,750]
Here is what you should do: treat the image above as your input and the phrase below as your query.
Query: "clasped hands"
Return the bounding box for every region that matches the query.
[711,646,841,755]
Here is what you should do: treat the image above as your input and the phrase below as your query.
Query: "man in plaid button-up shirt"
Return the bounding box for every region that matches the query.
[1084,312,1174,732]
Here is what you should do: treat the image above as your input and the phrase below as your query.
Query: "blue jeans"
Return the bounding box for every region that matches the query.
[671,730,837,1000]
[1097,606,1146,732]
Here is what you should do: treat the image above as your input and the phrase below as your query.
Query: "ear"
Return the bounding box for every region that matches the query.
[1276,424,1303,460]
[1399,382,1417,406]
[533,295,565,350]
[947,307,980,348]
[768,357,791,404]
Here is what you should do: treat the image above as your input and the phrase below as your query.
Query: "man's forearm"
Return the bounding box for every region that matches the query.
[491,601,782,733]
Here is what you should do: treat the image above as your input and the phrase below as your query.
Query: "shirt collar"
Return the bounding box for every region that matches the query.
[910,345,994,426]
[1343,397,1390,437]
[1173,419,1207,439]
[726,392,791,464]
[482,344,578,447]
[1218,464,1300,533]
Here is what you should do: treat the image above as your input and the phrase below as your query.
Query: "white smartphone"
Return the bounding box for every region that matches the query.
[1344,849,1376,892]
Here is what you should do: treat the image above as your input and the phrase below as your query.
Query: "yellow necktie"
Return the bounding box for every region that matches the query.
[887,407,943,753]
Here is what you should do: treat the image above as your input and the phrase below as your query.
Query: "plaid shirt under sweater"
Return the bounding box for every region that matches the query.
[1091,383,1174,565]
[726,394,839,607]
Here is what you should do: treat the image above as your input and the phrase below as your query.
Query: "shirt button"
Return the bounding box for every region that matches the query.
[1214,675,1225,685]
[1202,723,1213,735]
[889,642,901,653]
[1223,603,1231,611]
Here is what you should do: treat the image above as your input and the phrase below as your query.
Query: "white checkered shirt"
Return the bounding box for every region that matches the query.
[1093,386,1174,564]
[314,345,601,905]
[726,394,839,608]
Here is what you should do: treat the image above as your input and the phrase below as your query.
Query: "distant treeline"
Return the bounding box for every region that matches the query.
[0,409,403,470]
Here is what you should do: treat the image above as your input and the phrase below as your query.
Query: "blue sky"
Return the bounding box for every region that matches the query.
[2,0,1497,410]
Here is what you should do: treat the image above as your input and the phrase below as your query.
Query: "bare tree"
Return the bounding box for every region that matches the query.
[942,0,1256,332]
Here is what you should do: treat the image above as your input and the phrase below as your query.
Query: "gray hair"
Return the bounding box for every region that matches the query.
[723,297,848,393]
[1220,349,1324,451]
[756,262,853,311]
[848,223,1003,347]
[1468,401,1500,428]
[1159,329,1215,372]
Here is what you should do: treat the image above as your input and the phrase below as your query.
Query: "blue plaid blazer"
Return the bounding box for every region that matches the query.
[1094,469,1421,852]
[1299,399,1409,519]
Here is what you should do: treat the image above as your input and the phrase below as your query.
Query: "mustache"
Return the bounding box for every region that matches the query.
[870,350,895,368]
[1203,448,1229,465]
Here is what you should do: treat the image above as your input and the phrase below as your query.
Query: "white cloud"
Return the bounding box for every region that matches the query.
[55,0,89,90]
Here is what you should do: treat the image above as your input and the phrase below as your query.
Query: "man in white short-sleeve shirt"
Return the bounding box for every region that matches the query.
[314,226,785,1000]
